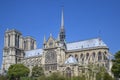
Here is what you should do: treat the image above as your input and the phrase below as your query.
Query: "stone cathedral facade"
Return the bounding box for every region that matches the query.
[1,10,112,76]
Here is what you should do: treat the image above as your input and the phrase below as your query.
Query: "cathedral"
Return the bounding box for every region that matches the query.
[1,10,112,77]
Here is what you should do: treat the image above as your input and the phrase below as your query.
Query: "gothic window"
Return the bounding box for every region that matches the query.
[8,35,10,47]
[45,50,57,64]
[80,54,84,61]
[98,52,102,61]
[49,42,53,46]
[92,52,95,60]
[80,54,84,63]
[86,53,89,60]
[45,50,57,71]
[80,54,83,58]
[75,54,78,61]
[104,51,107,60]
[66,67,71,78]
[31,41,34,49]
[17,35,19,48]
[15,34,17,47]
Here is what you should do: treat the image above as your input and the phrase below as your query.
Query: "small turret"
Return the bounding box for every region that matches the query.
[43,35,46,44]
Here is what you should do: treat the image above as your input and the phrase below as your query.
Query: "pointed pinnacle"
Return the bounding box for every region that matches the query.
[44,35,46,44]
[61,8,64,29]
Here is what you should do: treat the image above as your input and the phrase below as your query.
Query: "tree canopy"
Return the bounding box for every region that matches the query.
[32,65,44,77]
[7,64,30,80]
[111,51,120,78]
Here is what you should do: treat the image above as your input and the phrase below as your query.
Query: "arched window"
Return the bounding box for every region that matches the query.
[8,35,10,47]
[75,54,78,61]
[104,51,107,60]
[31,41,34,49]
[80,54,83,58]
[66,67,71,78]
[45,50,57,71]
[80,54,84,64]
[92,52,95,60]
[69,54,73,57]
[86,53,89,60]
[98,52,102,61]
[17,35,19,48]
[15,34,17,47]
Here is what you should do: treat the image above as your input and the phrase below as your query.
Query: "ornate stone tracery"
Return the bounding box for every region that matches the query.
[45,50,57,71]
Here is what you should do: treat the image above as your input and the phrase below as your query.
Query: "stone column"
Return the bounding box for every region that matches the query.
[96,52,98,62]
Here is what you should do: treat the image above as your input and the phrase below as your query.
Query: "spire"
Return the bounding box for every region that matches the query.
[59,8,66,43]
[43,35,46,44]
[61,8,64,29]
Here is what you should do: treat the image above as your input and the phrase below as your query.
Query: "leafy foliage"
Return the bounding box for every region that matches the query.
[7,64,30,80]
[37,72,86,80]
[0,75,7,80]
[111,51,120,78]
[32,65,44,77]
[103,72,115,80]
[96,67,114,80]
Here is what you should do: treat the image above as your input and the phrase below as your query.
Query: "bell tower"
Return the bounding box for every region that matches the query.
[2,29,24,73]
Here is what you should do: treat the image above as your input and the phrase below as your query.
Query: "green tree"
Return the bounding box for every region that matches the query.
[32,65,44,78]
[0,75,7,80]
[7,64,30,80]
[111,51,120,79]
[96,66,107,80]
[46,72,65,80]
[103,72,115,80]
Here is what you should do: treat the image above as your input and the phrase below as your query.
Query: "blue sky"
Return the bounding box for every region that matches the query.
[0,0,120,67]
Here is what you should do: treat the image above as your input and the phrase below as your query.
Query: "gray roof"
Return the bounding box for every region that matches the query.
[24,38,107,58]
[65,56,78,64]
[25,49,43,58]
[66,38,107,51]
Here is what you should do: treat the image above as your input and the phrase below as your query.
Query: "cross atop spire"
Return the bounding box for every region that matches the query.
[61,8,64,29]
